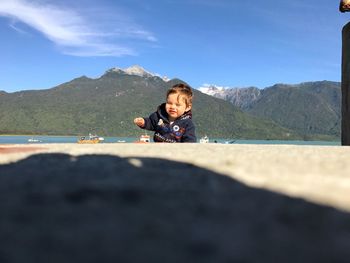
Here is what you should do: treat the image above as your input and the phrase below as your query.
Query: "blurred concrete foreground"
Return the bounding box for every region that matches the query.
[0,143,350,262]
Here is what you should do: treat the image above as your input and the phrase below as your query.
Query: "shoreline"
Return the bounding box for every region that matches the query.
[0,135,342,146]
[0,134,341,141]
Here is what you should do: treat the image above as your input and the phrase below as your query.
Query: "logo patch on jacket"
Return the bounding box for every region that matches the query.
[172,127,185,139]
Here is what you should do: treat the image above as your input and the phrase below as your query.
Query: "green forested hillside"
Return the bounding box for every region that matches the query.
[0,70,298,139]
[246,81,340,140]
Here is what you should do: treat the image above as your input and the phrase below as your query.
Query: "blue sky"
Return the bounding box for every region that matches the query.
[0,0,348,92]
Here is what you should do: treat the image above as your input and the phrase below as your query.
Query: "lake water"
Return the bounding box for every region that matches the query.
[0,135,341,146]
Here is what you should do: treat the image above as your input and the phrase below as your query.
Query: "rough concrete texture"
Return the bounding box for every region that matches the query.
[1,143,350,262]
[342,22,350,145]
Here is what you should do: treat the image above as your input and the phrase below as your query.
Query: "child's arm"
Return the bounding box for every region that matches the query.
[134,112,158,131]
[134,117,145,128]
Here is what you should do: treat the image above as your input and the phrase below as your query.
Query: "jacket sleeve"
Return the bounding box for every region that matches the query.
[142,112,159,131]
[181,121,197,142]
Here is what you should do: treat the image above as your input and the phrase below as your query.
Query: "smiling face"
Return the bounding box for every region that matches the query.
[165,93,192,122]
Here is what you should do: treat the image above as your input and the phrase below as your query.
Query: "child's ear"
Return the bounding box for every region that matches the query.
[185,104,192,112]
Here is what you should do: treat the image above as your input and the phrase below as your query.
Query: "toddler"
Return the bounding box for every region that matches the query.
[134,83,196,143]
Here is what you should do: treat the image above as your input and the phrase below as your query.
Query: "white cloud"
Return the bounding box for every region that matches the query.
[0,0,157,57]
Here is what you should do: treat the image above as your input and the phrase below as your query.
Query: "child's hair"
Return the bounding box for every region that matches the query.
[166,83,193,107]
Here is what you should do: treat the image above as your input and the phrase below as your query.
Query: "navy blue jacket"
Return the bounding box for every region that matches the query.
[142,103,196,143]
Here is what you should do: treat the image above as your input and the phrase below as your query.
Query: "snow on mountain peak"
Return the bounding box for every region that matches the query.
[109,65,170,81]
[198,84,226,95]
[124,65,153,77]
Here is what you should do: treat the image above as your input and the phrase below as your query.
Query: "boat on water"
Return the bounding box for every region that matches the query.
[77,133,104,144]
[199,135,209,143]
[134,134,151,143]
[28,137,42,143]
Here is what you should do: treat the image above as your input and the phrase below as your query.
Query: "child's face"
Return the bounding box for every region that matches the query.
[165,93,191,121]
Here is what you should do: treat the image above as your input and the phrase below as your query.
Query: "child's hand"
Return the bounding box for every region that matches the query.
[134,117,145,127]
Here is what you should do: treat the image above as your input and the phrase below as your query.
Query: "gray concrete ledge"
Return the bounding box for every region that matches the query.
[1,143,350,211]
[1,143,350,262]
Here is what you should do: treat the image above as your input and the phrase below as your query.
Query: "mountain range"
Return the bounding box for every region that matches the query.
[198,81,341,140]
[0,65,297,140]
